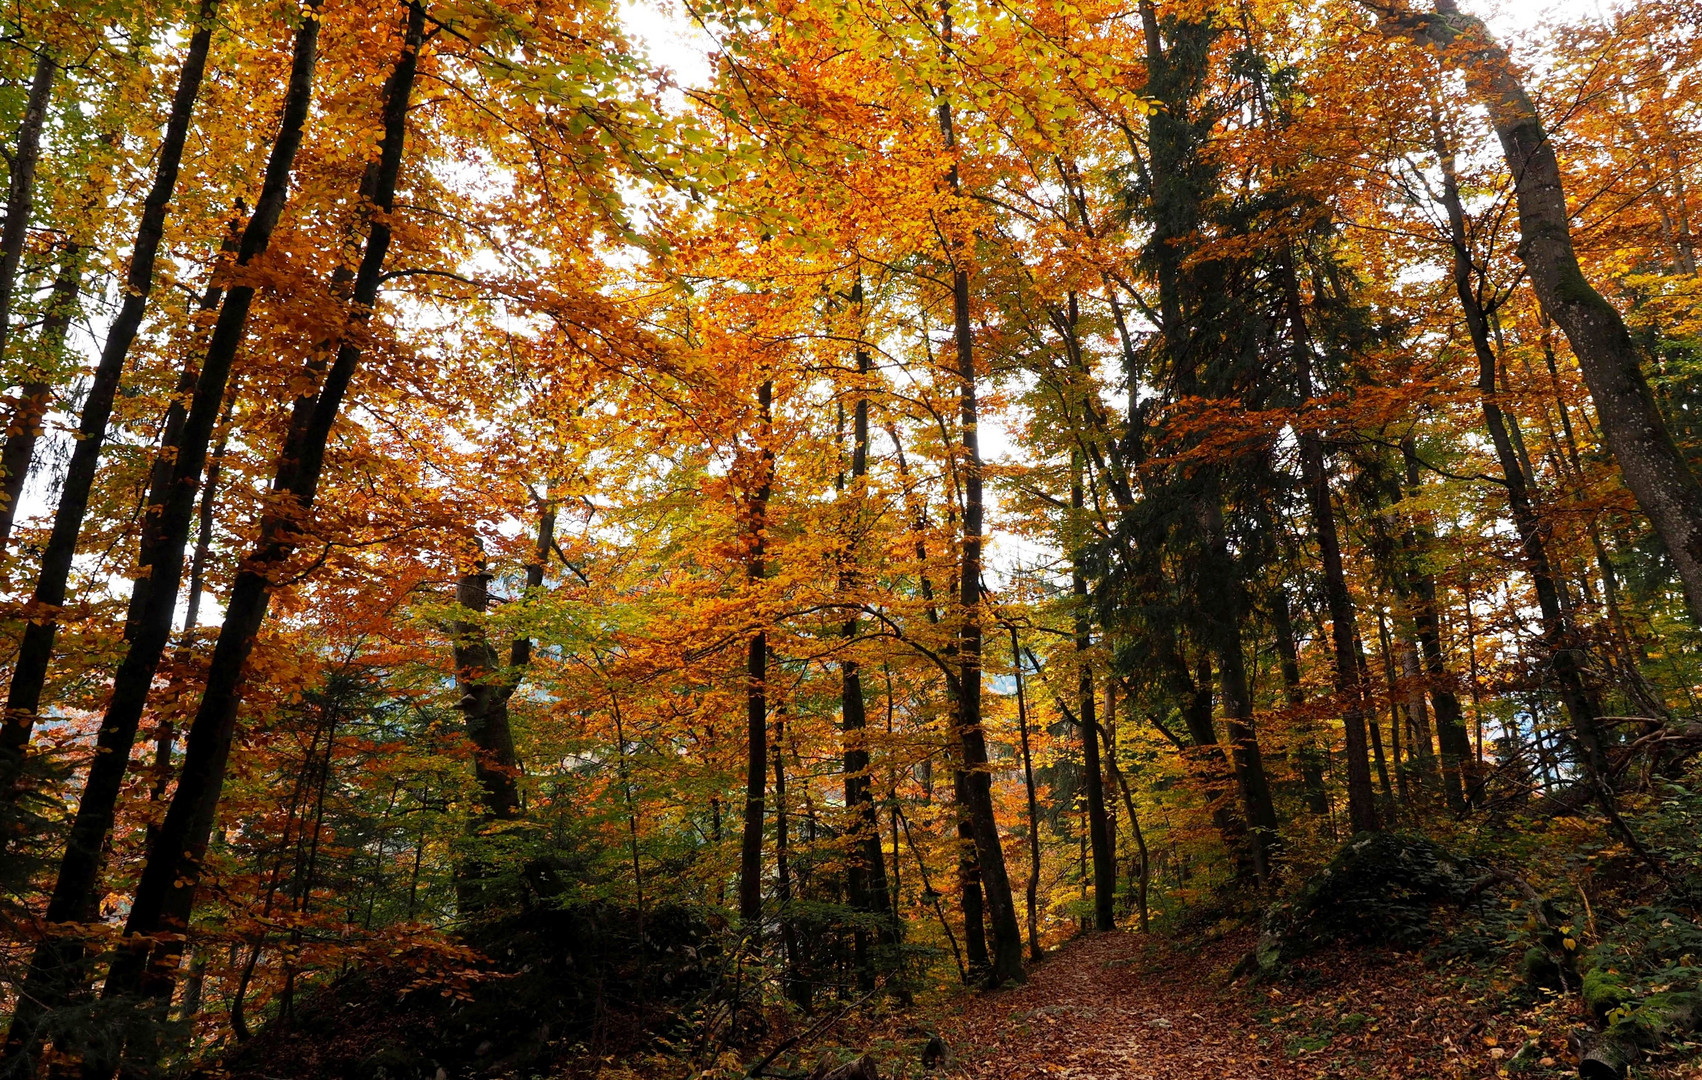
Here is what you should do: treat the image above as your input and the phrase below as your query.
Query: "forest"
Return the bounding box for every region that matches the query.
[0,0,1699,1076]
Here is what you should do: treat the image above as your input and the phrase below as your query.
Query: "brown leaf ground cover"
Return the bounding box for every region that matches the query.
[928,930,1668,1080]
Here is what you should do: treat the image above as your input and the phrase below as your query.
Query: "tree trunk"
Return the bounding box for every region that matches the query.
[1072,461,1114,931]
[738,380,773,932]
[1272,585,1330,816]
[1384,0,1702,629]
[1194,481,1281,880]
[773,707,806,1008]
[938,6,1022,985]
[1398,437,1473,809]
[0,4,233,1069]
[0,242,82,548]
[1010,627,1042,961]
[0,48,55,372]
[0,0,219,804]
[1285,258,1379,835]
[839,309,893,987]
[1434,141,1609,787]
[89,8,420,1058]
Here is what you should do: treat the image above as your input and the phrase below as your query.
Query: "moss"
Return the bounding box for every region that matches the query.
[1582,966,1631,1022]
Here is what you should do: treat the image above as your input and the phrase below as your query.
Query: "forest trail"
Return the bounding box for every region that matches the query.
[933,930,1545,1080]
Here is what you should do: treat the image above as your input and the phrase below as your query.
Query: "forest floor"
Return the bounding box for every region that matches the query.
[923,929,1618,1080]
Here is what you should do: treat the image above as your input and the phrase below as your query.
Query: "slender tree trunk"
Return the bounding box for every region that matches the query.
[0,6,243,1070]
[1272,585,1330,815]
[0,242,82,548]
[1194,482,1280,880]
[1435,143,1610,788]
[937,8,1022,984]
[0,48,55,372]
[1358,632,1397,814]
[773,707,805,1008]
[1163,644,1253,868]
[1374,610,1412,807]
[839,308,892,988]
[1099,680,1150,932]
[1285,260,1379,834]
[1072,459,1114,930]
[1382,0,1702,628]
[0,0,220,804]
[89,11,422,1059]
[1010,628,1042,961]
[738,380,773,932]
[1398,437,1473,809]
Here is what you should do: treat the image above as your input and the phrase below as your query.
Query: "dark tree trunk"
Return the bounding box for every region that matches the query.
[839,310,893,987]
[1195,484,1280,880]
[1010,628,1043,961]
[1162,643,1254,868]
[0,48,55,370]
[0,5,233,1070]
[1272,585,1330,816]
[1398,437,1472,809]
[1384,0,1702,628]
[954,765,988,976]
[772,707,805,1008]
[1434,142,1609,788]
[89,10,421,1063]
[0,242,82,548]
[0,0,219,803]
[738,380,773,932]
[1073,462,1114,931]
[451,540,537,829]
[938,9,1023,985]
[1284,260,1379,835]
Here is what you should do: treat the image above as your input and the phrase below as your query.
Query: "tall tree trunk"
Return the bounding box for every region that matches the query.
[773,707,805,1008]
[0,5,240,1070]
[0,48,55,374]
[1434,142,1610,789]
[0,0,219,804]
[88,10,421,1061]
[1272,584,1330,816]
[1010,628,1042,961]
[1398,437,1473,809]
[954,765,989,976]
[0,242,81,548]
[938,3,1022,986]
[451,542,534,827]
[738,380,773,932]
[1284,259,1379,834]
[839,306,892,987]
[889,421,976,969]
[1381,0,1702,628]
[1072,459,1114,931]
[448,508,549,913]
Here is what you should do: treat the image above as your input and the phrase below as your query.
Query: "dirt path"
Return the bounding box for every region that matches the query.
[932,930,1578,1080]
